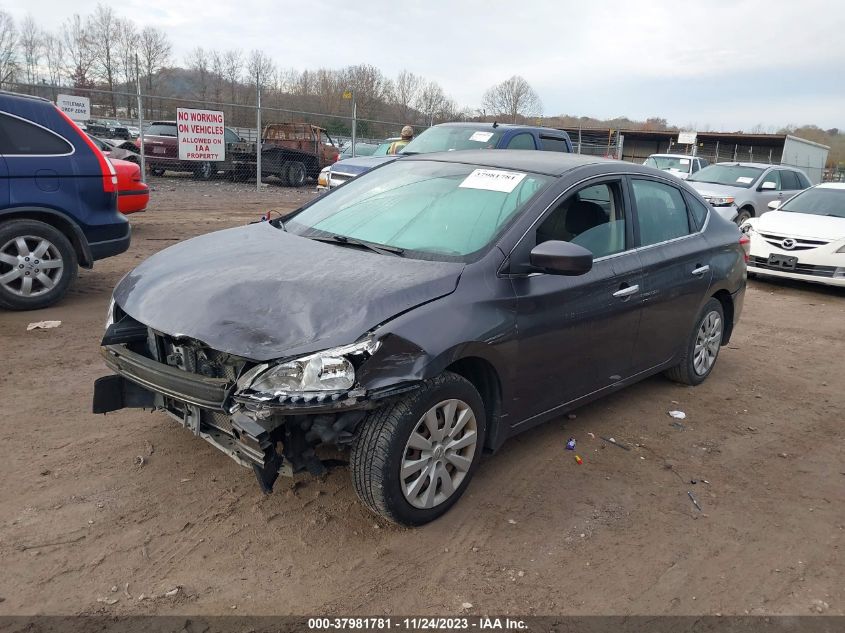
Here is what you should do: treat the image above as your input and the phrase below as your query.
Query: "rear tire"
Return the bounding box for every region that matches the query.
[193,161,215,181]
[664,298,725,386]
[350,372,486,526]
[285,161,307,187]
[0,219,77,311]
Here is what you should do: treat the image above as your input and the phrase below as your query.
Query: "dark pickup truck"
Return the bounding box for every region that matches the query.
[320,122,574,190]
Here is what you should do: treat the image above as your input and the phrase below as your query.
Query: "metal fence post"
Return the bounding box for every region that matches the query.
[577,126,582,154]
[351,90,357,158]
[715,141,719,163]
[256,85,262,192]
[135,54,146,182]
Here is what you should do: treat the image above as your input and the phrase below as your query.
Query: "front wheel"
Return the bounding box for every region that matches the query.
[194,161,215,181]
[664,298,725,386]
[735,208,753,225]
[0,219,77,310]
[350,372,486,526]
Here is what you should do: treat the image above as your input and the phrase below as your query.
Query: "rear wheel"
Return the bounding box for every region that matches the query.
[277,161,292,186]
[0,220,77,311]
[664,298,725,386]
[285,161,307,187]
[350,372,485,525]
[193,161,216,180]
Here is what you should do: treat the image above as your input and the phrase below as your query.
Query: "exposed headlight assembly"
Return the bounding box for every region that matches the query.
[105,298,115,329]
[238,336,380,396]
[706,196,735,207]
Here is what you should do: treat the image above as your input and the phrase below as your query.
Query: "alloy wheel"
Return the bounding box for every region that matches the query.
[0,235,64,298]
[693,310,722,376]
[400,398,478,509]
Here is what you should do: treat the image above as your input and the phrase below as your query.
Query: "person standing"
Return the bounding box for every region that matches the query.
[388,126,414,154]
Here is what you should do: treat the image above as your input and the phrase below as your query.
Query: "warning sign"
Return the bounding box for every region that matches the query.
[177,108,225,161]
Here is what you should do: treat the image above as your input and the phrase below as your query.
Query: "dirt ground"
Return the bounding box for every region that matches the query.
[0,177,842,617]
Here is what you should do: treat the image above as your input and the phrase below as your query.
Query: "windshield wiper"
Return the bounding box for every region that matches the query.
[308,234,405,256]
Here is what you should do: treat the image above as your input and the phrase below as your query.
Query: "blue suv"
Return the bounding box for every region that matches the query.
[0,91,130,310]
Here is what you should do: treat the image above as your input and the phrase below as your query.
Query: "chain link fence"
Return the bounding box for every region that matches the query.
[9,81,422,189]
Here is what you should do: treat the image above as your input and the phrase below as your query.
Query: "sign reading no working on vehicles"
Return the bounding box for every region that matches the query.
[56,94,90,121]
[177,108,225,161]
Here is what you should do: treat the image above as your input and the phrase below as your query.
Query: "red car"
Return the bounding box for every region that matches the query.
[111,158,149,214]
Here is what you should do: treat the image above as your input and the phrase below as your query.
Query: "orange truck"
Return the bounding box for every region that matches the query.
[229,123,340,186]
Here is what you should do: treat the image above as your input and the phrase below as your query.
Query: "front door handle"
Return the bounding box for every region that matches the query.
[691,264,711,276]
[612,284,639,298]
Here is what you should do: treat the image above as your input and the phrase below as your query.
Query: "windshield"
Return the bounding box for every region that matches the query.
[373,141,395,156]
[779,187,845,218]
[645,156,692,172]
[688,164,764,188]
[341,143,377,158]
[400,126,505,154]
[286,160,553,261]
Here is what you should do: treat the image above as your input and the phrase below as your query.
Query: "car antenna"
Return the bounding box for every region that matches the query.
[492,121,499,128]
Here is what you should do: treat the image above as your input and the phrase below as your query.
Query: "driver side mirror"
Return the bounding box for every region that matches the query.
[760,181,777,190]
[529,241,593,276]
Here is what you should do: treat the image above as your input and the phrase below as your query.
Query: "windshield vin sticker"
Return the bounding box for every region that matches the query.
[459,169,526,193]
[469,131,495,142]
[736,176,754,184]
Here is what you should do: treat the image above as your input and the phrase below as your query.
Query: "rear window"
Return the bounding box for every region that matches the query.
[539,135,570,152]
[145,123,177,137]
[0,113,73,155]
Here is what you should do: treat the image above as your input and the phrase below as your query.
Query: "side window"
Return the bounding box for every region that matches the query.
[691,160,700,173]
[538,135,570,152]
[0,113,73,155]
[759,170,781,191]
[631,179,692,246]
[684,193,709,231]
[780,170,800,190]
[536,181,626,258]
[505,133,536,150]
[224,128,240,143]
[796,172,811,189]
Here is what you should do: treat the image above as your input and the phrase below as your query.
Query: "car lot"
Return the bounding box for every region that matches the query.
[0,179,842,615]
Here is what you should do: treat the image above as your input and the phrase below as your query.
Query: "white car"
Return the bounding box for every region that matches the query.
[643,154,708,180]
[741,183,845,287]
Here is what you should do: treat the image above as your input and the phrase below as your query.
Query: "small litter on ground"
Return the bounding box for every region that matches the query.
[27,320,61,331]
[668,410,687,420]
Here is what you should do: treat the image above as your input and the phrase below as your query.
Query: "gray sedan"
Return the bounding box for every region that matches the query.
[688,162,811,224]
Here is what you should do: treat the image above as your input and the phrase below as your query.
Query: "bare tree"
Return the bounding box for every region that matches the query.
[186,47,211,102]
[246,49,274,91]
[210,50,225,102]
[415,80,447,126]
[90,4,119,114]
[481,75,542,123]
[62,14,95,88]
[0,10,19,88]
[138,26,171,94]
[342,64,391,116]
[222,49,242,103]
[19,15,42,85]
[43,32,64,93]
[114,20,138,114]
[393,70,422,123]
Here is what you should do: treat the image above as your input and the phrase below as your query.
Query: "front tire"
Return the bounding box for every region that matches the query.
[194,161,215,181]
[664,298,725,386]
[735,208,753,225]
[0,219,77,311]
[285,161,307,187]
[350,372,486,526]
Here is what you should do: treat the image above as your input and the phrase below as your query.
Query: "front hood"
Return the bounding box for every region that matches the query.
[753,211,845,240]
[331,155,398,175]
[113,223,464,361]
[688,181,745,198]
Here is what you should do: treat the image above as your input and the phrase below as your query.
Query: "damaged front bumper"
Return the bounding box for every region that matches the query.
[93,343,417,492]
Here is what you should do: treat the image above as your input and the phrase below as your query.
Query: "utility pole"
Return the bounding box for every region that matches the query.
[135,54,145,182]
[256,85,262,192]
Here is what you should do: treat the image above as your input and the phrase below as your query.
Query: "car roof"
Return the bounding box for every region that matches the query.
[650,153,696,159]
[0,89,52,105]
[408,149,606,176]
[713,161,795,169]
[816,182,845,190]
[434,121,566,133]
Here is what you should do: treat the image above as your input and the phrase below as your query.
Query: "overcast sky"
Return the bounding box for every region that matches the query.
[6,0,845,130]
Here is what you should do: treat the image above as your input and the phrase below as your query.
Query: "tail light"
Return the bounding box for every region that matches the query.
[56,107,118,193]
[739,234,751,263]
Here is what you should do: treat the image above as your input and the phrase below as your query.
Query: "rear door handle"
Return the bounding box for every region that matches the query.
[691,265,710,276]
[612,284,639,298]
